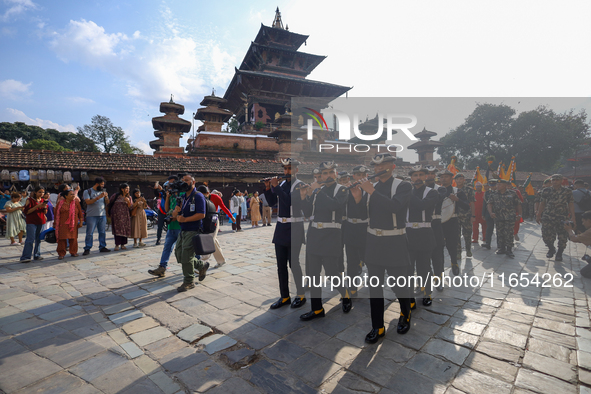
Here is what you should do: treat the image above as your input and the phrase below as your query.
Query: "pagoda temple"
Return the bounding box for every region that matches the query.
[150,96,191,157]
[408,127,444,166]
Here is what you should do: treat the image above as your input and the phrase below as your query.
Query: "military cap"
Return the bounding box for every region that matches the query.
[370,153,396,165]
[498,179,510,184]
[408,165,428,176]
[337,171,351,179]
[352,165,369,174]
[488,178,498,184]
[280,158,300,167]
[319,161,338,170]
[313,168,320,175]
[453,173,465,179]
[551,174,563,180]
[439,169,454,177]
[425,165,438,173]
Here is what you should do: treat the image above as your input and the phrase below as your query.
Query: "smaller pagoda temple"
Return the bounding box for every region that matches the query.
[150,96,192,157]
[194,91,233,133]
[407,127,444,166]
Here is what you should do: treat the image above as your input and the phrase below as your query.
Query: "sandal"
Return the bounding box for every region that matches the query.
[114,246,120,251]
[121,246,127,250]
[58,256,64,260]
[71,254,79,257]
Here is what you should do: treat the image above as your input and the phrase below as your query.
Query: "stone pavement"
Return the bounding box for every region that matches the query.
[0,220,590,393]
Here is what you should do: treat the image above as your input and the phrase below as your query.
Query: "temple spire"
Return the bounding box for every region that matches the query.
[272,7,284,29]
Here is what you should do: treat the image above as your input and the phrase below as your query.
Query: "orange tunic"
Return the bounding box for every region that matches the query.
[57,200,83,240]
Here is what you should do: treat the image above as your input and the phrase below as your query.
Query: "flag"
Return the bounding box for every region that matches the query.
[510,159,517,187]
[447,156,459,187]
[498,162,506,181]
[523,172,535,200]
[475,166,485,188]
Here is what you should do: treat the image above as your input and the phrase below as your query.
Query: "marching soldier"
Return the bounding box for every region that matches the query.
[482,179,498,250]
[454,173,476,258]
[534,179,551,219]
[536,174,575,261]
[487,179,522,258]
[439,170,470,275]
[299,161,351,320]
[425,166,447,290]
[337,171,351,273]
[407,166,438,306]
[264,158,307,310]
[352,153,413,343]
[343,165,370,296]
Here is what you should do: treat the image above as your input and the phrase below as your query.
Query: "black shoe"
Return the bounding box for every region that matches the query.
[466,248,472,257]
[495,248,506,255]
[300,309,325,321]
[555,248,564,262]
[270,297,291,309]
[482,243,491,250]
[83,249,90,256]
[546,246,556,258]
[365,328,385,344]
[198,262,210,281]
[342,298,352,313]
[34,256,44,261]
[291,297,306,309]
[451,263,460,276]
[177,282,195,292]
[155,239,161,246]
[410,299,417,310]
[99,247,111,253]
[506,248,515,258]
[397,314,411,334]
[422,296,432,306]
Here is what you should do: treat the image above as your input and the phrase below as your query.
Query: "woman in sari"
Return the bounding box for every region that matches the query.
[249,191,261,227]
[131,189,148,247]
[55,190,83,259]
[108,183,132,250]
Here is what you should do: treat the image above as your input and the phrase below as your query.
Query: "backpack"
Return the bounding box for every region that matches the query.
[30,170,38,182]
[63,171,72,182]
[10,172,18,182]
[18,170,29,182]
[1,170,9,181]
[47,170,55,181]
[578,190,591,212]
[55,171,62,181]
[81,171,89,181]
[38,170,47,181]
[201,196,218,234]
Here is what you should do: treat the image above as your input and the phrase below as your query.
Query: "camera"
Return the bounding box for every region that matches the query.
[583,254,591,263]
[168,180,191,196]
[164,214,175,224]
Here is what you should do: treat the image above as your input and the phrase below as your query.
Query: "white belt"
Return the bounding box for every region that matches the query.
[367,227,406,236]
[278,217,304,223]
[309,216,314,221]
[311,222,342,229]
[406,222,431,228]
[347,218,369,224]
[432,215,441,220]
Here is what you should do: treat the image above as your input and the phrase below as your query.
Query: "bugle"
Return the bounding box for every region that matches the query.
[345,170,388,190]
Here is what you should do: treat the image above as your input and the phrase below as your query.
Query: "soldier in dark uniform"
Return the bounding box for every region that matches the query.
[264,158,307,310]
[487,179,522,258]
[337,171,352,273]
[407,166,439,306]
[425,166,447,291]
[299,161,351,320]
[343,165,370,296]
[439,170,470,276]
[482,179,498,250]
[455,173,476,258]
[352,153,413,343]
[537,174,575,261]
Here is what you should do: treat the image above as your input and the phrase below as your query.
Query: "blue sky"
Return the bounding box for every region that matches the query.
[1,0,590,156]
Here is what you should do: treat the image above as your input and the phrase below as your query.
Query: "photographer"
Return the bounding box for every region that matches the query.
[154,175,178,245]
[565,211,591,278]
[173,174,209,292]
[148,182,183,277]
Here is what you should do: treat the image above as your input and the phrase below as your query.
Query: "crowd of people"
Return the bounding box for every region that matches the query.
[259,155,587,344]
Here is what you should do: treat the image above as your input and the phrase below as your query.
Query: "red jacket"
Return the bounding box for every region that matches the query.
[210,194,232,219]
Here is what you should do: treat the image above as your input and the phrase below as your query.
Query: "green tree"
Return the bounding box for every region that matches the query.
[223,116,239,133]
[0,122,99,152]
[437,103,590,172]
[77,115,142,154]
[22,139,70,152]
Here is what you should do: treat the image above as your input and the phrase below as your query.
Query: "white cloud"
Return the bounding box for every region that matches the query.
[0,79,32,100]
[66,96,95,104]
[48,18,236,105]
[2,108,76,133]
[1,0,37,21]
[136,141,152,155]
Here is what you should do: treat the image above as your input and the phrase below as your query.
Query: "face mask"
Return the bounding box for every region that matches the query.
[96,186,103,191]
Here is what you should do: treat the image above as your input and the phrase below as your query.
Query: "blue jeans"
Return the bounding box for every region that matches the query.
[85,216,107,251]
[21,224,42,261]
[159,229,181,268]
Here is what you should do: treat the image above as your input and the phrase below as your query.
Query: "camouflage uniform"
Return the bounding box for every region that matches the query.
[457,186,476,255]
[483,188,497,247]
[488,190,521,249]
[540,186,573,250]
